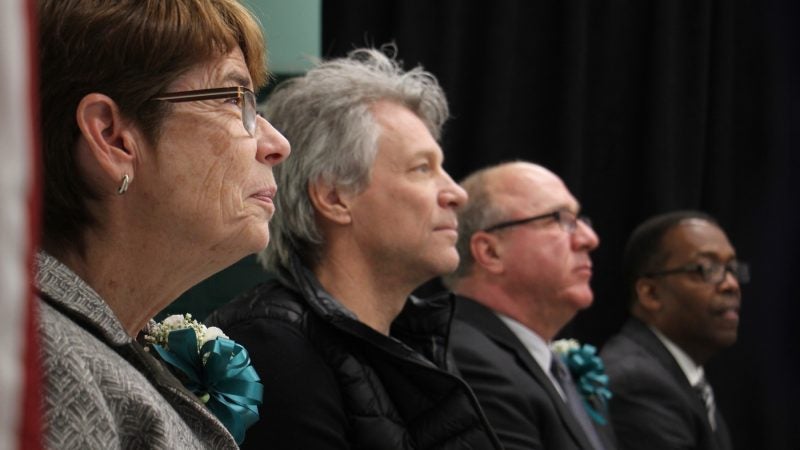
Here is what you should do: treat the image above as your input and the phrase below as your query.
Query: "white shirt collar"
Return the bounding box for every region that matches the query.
[496,313,566,399]
[650,325,705,386]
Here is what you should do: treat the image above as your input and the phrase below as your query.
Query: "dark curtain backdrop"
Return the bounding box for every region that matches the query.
[322,0,798,448]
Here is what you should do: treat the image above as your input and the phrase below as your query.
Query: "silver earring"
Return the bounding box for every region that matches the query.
[117,174,130,195]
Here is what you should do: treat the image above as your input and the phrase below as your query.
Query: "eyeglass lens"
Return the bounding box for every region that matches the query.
[701,261,749,284]
[242,90,256,137]
[556,211,592,233]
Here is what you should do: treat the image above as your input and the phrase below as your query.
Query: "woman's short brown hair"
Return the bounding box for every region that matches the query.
[38,0,267,255]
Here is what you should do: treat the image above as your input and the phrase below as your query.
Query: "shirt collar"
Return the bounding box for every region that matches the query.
[650,325,705,386]
[496,313,552,369]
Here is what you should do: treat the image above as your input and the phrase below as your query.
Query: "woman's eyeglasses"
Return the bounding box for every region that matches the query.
[151,86,257,137]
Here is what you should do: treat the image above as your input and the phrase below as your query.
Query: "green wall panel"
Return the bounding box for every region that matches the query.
[242,0,321,74]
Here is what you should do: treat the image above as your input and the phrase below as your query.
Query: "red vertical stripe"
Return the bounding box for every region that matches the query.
[20,0,42,447]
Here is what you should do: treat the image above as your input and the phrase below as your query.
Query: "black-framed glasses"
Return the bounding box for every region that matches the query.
[642,259,750,285]
[151,86,257,137]
[483,209,591,234]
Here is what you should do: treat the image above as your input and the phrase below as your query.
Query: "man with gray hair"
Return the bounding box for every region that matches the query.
[443,161,616,450]
[207,47,502,449]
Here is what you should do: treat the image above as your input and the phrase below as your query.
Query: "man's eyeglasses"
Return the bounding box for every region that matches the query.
[483,209,591,234]
[642,259,750,285]
[151,86,257,137]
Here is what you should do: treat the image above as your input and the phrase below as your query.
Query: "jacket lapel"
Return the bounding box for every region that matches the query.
[40,290,233,442]
[621,319,712,423]
[455,297,596,450]
[36,252,236,446]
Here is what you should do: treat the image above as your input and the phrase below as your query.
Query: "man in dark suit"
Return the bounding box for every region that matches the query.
[443,161,616,450]
[601,211,747,450]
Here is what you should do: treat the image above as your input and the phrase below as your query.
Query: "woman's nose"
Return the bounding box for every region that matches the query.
[256,116,290,166]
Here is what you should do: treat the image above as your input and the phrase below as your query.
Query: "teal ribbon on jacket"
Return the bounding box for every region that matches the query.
[151,328,263,445]
[562,344,612,425]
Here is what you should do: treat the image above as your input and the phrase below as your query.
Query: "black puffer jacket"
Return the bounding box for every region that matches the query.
[207,257,502,450]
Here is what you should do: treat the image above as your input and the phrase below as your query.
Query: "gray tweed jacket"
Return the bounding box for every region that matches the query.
[36,251,236,449]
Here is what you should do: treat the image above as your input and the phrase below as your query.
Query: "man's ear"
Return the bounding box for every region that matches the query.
[470,232,504,274]
[75,93,137,190]
[635,278,663,313]
[308,181,352,225]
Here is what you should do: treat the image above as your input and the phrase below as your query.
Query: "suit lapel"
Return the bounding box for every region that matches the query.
[621,319,713,427]
[713,410,733,450]
[455,297,596,450]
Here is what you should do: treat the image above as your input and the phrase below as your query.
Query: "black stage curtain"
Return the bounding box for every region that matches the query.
[323,0,798,448]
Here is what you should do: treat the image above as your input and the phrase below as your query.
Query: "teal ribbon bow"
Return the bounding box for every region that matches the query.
[152,328,263,445]
[561,344,612,425]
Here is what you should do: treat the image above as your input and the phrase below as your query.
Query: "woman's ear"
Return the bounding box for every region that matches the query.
[75,93,137,190]
[308,181,352,225]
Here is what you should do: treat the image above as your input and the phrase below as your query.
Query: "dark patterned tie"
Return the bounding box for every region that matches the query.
[693,375,717,430]
[550,353,606,450]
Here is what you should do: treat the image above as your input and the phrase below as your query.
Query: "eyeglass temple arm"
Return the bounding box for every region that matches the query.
[151,87,249,102]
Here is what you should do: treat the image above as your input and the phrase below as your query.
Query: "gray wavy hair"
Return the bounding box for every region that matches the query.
[259,46,450,280]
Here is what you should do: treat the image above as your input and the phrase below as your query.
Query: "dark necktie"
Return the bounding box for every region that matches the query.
[550,353,606,450]
[693,374,717,430]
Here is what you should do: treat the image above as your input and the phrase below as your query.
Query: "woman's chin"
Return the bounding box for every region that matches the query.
[239,223,271,256]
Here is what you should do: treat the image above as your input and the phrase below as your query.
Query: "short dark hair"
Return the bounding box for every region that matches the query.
[39,0,267,255]
[623,210,718,306]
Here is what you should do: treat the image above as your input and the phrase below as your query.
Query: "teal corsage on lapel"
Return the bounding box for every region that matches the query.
[144,314,263,445]
[551,339,612,425]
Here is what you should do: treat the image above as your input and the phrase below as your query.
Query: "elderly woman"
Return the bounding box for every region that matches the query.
[36,0,289,448]
[207,48,502,449]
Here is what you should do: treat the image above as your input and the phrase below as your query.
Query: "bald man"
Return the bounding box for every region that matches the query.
[443,162,615,450]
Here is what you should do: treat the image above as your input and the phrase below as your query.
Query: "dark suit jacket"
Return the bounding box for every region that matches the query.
[450,296,617,450]
[601,318,733,450]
